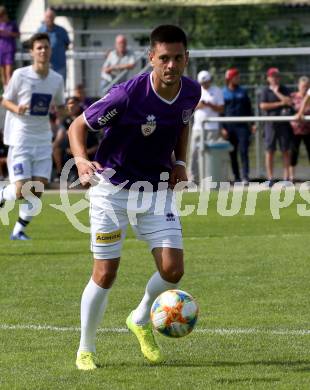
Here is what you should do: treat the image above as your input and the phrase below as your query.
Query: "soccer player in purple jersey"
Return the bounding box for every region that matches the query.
[68,25,201,370]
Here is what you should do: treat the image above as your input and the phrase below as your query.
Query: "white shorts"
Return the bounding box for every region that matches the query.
[7,144,52,183]
[89,177,183,260]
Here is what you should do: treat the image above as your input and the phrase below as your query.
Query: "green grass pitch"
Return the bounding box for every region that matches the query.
[0,190,309,389]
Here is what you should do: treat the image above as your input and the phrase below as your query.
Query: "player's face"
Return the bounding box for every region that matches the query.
[31,39,51,65]
[149,42,189,86]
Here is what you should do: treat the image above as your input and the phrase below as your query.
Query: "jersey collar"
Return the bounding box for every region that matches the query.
[149,72,182,105]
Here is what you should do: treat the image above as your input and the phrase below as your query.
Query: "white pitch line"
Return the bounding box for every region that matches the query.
[0,324,309,336]
[181,233,308,240]
[124,232,308,243]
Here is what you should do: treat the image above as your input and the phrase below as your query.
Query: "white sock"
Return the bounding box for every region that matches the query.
[78,278,110,353]
[132,271,178,325]
[2,184,17,201]
[12,201,34,236]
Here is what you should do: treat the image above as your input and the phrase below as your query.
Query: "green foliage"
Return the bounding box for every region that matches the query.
[113,4,306,83]
[113,4,305,49]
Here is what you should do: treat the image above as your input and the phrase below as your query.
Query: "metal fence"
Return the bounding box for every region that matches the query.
[11,36,310,180]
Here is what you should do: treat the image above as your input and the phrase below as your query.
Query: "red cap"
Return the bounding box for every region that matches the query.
[225,68,239,81]
[266,67,280,77]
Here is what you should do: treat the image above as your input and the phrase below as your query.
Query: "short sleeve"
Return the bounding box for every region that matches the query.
[103,51,113,68]
[215,87,224,106]
[63,28,70,46]
[127,52,136,65]
[259,87,268,103]
[83,85,128,131]
[3,69,19,102]
[194,84,202,108]
[54,77,65,107]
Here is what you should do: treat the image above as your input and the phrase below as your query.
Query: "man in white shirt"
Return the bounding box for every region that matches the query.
[0,32,65,240]
[101,35,136,92]
[190,70,224,184]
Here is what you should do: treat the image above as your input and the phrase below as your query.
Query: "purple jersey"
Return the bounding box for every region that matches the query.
[84,72,201,188]
[0,21,19,53]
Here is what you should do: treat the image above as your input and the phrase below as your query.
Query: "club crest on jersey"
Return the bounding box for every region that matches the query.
[182,109,192,124]
[141,115,156,136]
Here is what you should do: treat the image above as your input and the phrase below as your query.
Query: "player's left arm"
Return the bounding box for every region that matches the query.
[169,124,189,188]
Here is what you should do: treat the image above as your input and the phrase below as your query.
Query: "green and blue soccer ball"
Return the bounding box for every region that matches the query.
[150,289,199,338]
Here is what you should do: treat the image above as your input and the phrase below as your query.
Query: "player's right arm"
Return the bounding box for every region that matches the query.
[69,85,128,186]
[2,69,29,115]
[68,114,103,186]
[1,98,28,115]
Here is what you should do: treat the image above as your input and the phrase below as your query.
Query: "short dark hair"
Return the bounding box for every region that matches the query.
[150,25,187,49]
[66,96,80,104]
[29,33,50,49]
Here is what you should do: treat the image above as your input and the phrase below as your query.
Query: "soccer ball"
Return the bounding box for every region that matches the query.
[150,289,199,338]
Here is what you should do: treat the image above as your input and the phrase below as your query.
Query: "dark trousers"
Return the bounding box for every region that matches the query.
[290,134,310,166]
[228,126,251,181]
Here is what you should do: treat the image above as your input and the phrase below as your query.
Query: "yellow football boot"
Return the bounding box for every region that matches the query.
[76,351,98,370]
[126,311,165,364]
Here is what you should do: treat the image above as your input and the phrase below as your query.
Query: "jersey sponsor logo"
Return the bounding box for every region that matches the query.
[96,229,121,244]
[182,109,192,124]
[141,114,156,136]
[13,163,24,176]
[98,108,118,126]
[30,93,52,116]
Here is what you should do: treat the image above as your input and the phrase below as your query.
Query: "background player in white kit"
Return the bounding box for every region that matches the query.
[69,24,201,370]
[0,33,65,240]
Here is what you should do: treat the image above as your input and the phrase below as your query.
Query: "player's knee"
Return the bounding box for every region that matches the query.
[160,266,184,284]
[92,268,118,289]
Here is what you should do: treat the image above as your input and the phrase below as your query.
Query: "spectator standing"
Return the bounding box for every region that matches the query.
[38,8,70,83]
[290,76,310,181]
[0,6,19,89]
[259,67,293,185]
[191,70,224,184]
[222,68,254,184]
[101,35,136,91]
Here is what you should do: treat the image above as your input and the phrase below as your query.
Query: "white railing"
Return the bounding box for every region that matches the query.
[205,115,310,122]
[199,115,310,181]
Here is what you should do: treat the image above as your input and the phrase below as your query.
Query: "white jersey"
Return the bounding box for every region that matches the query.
[192,85,224,133]
[3,65,65,147]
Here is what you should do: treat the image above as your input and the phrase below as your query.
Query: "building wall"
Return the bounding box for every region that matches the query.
[16,0,151,96]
